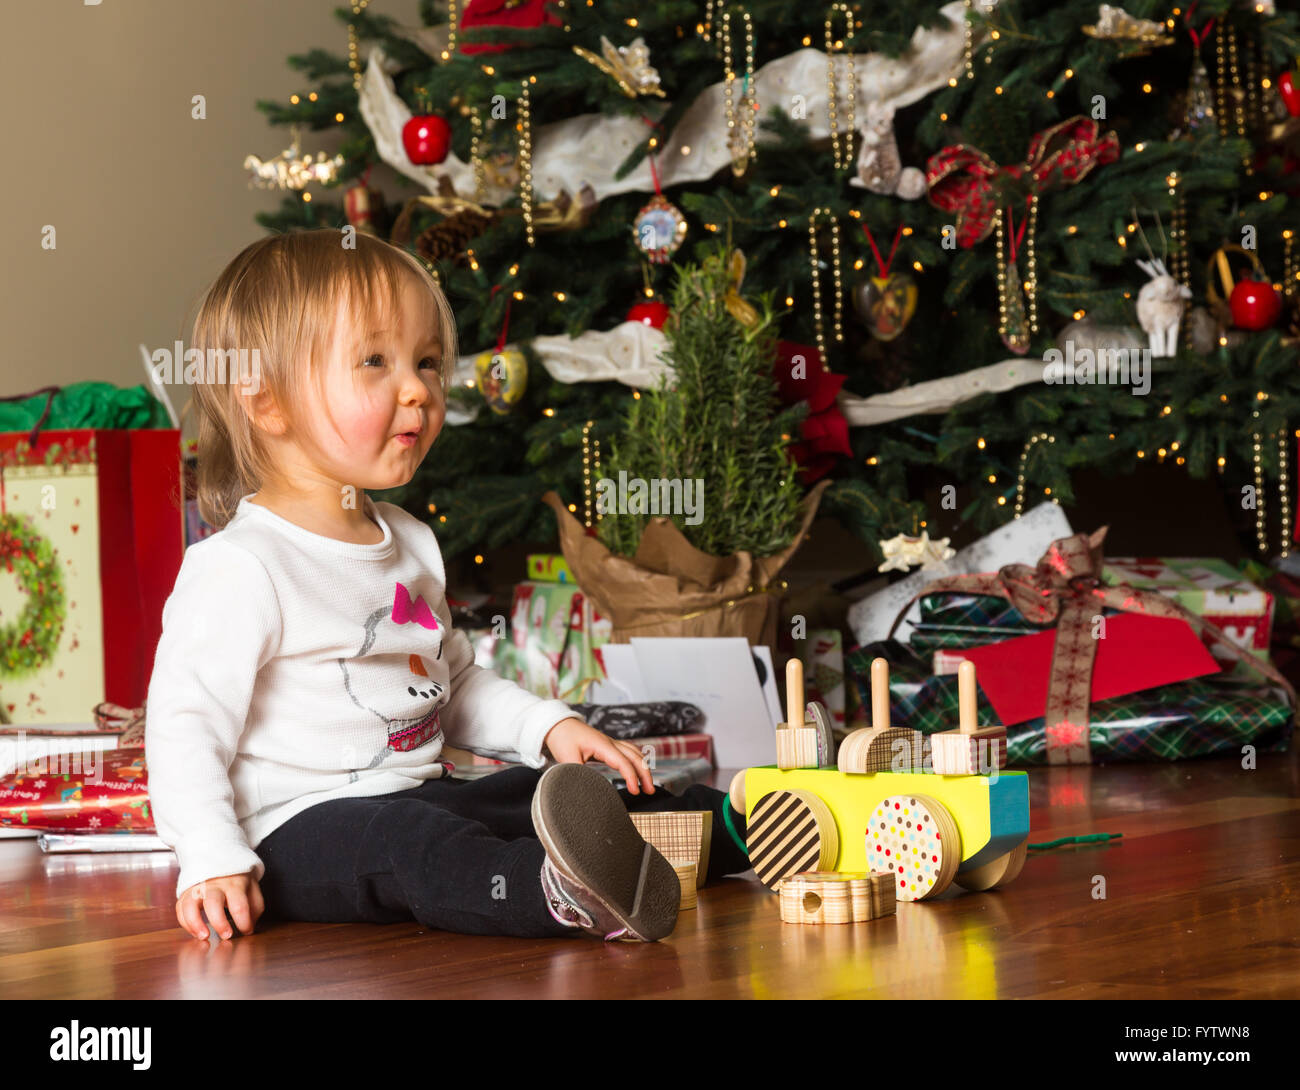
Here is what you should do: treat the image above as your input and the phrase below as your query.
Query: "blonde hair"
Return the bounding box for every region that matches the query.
[189,229,458,529]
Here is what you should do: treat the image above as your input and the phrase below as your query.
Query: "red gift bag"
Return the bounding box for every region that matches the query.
[0,427,183,725]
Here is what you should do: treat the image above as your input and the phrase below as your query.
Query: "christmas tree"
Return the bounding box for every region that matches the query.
[251,0,1300,564]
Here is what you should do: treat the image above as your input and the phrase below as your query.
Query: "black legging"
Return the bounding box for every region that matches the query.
[255,766,750,938]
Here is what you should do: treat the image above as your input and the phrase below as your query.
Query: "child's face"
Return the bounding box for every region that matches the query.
[310,275,447,491]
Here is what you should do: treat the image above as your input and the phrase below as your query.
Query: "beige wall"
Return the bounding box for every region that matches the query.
[2,0,426,430]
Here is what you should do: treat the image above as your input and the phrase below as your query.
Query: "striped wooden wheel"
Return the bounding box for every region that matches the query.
[747,789,839,890]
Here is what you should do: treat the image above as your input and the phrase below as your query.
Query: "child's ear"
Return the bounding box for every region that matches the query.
[239,382,288,437]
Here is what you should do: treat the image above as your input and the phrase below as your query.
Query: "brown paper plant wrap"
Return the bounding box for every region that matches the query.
[888,527,1297,765]
[541,479,829,647]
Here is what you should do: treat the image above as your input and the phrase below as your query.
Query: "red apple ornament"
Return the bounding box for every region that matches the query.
[1230,277,1282,330]
[1279,68,1300,118]
[402,114,451,166]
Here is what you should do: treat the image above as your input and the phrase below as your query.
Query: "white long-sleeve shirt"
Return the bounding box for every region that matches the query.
[145,492,575,898]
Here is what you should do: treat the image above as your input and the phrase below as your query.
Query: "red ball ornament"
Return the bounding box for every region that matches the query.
[625,301,669,329]
[402,115,451,166]
[1279,69,1300,118]
[1229,278,1282,330]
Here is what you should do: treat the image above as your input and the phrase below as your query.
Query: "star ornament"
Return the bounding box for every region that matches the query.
[877,531,956,573]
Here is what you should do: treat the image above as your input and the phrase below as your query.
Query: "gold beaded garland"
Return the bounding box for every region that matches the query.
[444,0,458,59]
[808,207,843,366]
[1279,427,1291,560]
[1168,172,1190,290]
[1026,194,1040,336]
[1285,230,1297,307]
[348,0,371,92]
[826,4,856,172]
[963,0,975,80]
[518,79,535,248]
[1014,432,1057,519]
[1252,409,1267,556]
[721,8,757,176]
[1227,23,1248,168]
[470,106,486,201]
[582,420,603,528]
[701,0,720,46]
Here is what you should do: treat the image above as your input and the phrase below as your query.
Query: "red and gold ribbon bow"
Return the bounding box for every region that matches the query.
[926,117,1121,248]
[93,701,146,749]
[890,527,1295,765]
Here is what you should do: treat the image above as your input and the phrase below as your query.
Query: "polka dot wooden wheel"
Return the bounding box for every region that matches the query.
[868,794,961,902]
[954,838,1028,892]
[747,789,839,890]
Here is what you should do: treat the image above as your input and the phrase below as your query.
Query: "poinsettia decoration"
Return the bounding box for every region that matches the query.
[459,0,562,55]
[773,341,852,484]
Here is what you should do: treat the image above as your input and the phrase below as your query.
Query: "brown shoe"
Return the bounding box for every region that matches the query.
[531,763,679,942]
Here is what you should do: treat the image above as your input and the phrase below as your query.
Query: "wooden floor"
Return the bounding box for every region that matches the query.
[2,750,1299,1000]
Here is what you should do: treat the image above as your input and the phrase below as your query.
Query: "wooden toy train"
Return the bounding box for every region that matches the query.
[732,657,1029,918]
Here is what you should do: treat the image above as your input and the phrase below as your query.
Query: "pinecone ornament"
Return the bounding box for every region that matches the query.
[415,208,496,265]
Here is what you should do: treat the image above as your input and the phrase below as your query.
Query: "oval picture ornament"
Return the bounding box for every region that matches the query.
[474,348,528,413]
[633,195,687,264]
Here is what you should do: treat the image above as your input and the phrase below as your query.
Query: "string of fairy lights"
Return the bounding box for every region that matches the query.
[324,3,1300,556]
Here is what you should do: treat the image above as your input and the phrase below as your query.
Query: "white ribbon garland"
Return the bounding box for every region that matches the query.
[444,319,1038,427]
[359,1,971,204]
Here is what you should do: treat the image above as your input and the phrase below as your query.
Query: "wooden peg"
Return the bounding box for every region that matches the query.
[958,659,978,734]
[871,656,890,731]
[786,657,804,731]
[930,658,1008,775]
[838,656,922,773]
[777,657,819,769]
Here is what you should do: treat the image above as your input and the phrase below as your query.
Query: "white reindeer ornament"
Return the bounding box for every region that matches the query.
[1135,258,1192,358]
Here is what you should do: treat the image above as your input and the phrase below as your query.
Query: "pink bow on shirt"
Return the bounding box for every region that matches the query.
[391,582,440,630]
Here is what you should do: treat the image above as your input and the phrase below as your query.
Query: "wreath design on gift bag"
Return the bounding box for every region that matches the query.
[0,511,65,679]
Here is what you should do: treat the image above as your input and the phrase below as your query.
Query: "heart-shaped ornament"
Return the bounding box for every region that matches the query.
[852,273,918,341]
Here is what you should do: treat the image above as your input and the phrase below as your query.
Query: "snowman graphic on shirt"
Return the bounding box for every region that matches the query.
[339,580,448,773]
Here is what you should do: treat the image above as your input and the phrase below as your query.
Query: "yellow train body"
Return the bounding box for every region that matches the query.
[744,765,1030,875]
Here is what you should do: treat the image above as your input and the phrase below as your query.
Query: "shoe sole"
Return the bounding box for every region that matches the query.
[531,764,680,942]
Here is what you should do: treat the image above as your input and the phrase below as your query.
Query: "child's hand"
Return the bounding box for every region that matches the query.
[542,717,655,795]
[176,872,264,941]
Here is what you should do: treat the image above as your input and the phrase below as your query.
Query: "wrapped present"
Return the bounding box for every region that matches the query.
[0,747,152,832]
[629,732,714,765]
[876,526,1295,765]
[846,640,1293,766]
[505,581,611,701]
[798,628,846,732]
[526,553,574,584]
[0,417,183,725]
[565,700,702,739]
[1102,557,1274,663]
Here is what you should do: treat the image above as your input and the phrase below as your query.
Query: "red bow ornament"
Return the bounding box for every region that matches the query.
[926,117,1121,353]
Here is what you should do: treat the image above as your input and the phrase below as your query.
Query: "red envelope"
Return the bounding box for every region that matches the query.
[955,612,1222,726]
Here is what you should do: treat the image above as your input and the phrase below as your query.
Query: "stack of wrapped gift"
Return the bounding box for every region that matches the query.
[845,529,1294,766]
[465,556,715,766]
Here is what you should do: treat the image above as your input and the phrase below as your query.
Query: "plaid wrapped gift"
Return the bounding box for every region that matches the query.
[911,592,1121,653]
[845,641,1293,766]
